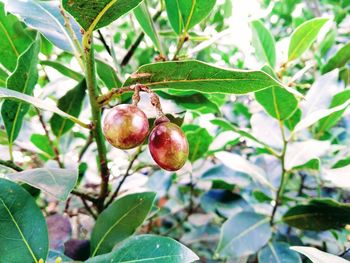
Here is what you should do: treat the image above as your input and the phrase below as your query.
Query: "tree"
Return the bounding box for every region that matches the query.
[0,0,349,262]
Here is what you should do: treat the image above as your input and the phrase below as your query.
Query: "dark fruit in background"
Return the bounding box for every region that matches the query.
[103,104,149,149]
[149,121,189,171]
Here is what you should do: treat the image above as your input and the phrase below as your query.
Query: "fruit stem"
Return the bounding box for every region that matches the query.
[83,35,110,212]
[97,84,166,119]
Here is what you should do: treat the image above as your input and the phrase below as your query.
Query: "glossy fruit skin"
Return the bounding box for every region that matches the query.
[149,121,189,171]
[103,104,149,149]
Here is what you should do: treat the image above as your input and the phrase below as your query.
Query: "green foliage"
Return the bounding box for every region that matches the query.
[0,1,349,262]
[0,178,49,262]
[90,192,156,256]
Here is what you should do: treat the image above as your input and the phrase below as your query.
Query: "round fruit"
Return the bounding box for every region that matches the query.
[103,104,149,149]
[149,121,189,171]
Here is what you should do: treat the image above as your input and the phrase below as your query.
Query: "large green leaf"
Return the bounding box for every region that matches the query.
[251,20,276,68]
[134,2,163,54]
[91,192,156,256]
[124,60,286,94]
[291,246,349,263]
[315,89,350,136]
[255,86,298,120]
[216,211,271,258]
[0,178,49,262]
[321,42,350,74]
[282,198,350,230]
[0,88,90,129]
[258,242,302,263]
[0,2,32,72]
[4,168,78,201]
[50,80,86,138]
[87,235,199,263]
[288,18,328,61]
[0,67,8,87]
[1,37,40,150]
[1,0,82,53]
[165,0,216,34]
[62,0,144,32]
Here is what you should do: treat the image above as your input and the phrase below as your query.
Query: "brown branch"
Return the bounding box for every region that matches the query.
[105,147,143,207]
[35,108,64,168]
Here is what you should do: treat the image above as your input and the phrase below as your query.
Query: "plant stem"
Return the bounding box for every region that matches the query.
[270,121,288,225]
[0,159,23,171]
[83,36,110,212]
[35,108,64,168]
[105,147,142,207]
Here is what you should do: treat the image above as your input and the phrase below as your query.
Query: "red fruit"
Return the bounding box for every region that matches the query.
[149,121,189,171]
[103,104,149,149]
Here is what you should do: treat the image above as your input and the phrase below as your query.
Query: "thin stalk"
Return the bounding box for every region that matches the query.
[83,36,110,212]
[0,159,23,171]
[270,121,289,225]
[35,108,64,168]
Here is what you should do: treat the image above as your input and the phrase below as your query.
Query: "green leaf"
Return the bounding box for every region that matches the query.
[315,89,350,136]
[91,192,156,256]
[293,98,350,134]
[251,20,276,68]
[291,246,349,263]
[0,87,90,129]
[30,134,55,157]
[321,42,350,74]
[165,0,216,35]
[285,109,302,131]
[0,129,8,145]
[41,60,83,81]
[50,80,86,138]
[216,211,271,258]
[258,242,302,263]
[96,60,122,90]
[134,2,164,54]
[47,250,72,263]
[1,37,40,151]
[87,235,199,263]
[184,125,213,162]
[124,60,285,94]
[282,198,350,230]
[4,168,78,201]
[1,0,82,53]
[0,178,49,262]
[62,0,144,31]
[319,28,337,57]
[0,2,32,72]
[323,165,350,190]
[0,67,8,86]
[215,151,275,190]
[255,86,298,120]
[288,18,328,61]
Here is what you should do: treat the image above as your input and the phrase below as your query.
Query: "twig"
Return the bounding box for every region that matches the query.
[78,130,94,162]
[35,108,64,168]
[71,189,99,204]
[97,30,112,56]
[105,147,143,207]
[80,197,98,219]
[0,159,23,171]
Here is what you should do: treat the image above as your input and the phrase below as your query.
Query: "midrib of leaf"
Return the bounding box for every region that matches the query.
[0,21,19,57]
[33,1,76,53]
[220,217,269,253]
[284,211,346,222]
[122,255,185,263]
[289,21,325,61]
[0,198,38,263]
[85,0,119,44]
[8,50,37,147]
[268,243,282,263]
[272,87,281,120]
[183,0,196,33]
[92,200,145,256]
